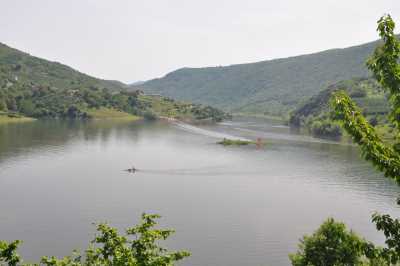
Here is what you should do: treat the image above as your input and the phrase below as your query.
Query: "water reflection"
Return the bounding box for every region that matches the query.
[0,118,399,266]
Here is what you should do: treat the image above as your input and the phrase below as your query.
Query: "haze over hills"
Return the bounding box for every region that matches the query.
[1,34,395,119]
[134,38,387,117]
[129,81,145,86]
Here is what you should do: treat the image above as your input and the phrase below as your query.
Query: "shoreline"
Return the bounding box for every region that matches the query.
[0,115,36,124]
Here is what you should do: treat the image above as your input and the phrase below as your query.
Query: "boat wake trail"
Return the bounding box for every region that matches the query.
[172,121,250,141]
[133,165,227,176]
[134,166,265,176]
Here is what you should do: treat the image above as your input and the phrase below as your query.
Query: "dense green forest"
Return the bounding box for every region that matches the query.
[289,77,391,138]
[0,43,230,122]
[134,37,393,117]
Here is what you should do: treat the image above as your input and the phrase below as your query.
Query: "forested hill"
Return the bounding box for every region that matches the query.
[289,77,390,138]
[135,38,384,117]
[0,42,127,91]
[0,43,230,122]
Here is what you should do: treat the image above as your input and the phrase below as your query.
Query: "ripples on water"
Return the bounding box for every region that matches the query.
[0,118,399,266]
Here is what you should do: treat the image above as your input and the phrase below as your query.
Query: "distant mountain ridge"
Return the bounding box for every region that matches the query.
[134,38,389,117]
[129,81,145,86]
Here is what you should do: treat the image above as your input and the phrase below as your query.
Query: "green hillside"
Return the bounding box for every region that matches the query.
[0,43,229,122]
[289,77,391,138]
[135,39,387,117]
[0,43,126,91]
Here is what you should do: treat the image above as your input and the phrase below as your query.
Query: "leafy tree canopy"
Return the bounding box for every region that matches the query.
[0,214,190,266]
[291,14,400,266]
[289,218,366,266]
[326,14,400,265]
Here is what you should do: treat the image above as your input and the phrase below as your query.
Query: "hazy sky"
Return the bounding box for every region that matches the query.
[1,0,399,83]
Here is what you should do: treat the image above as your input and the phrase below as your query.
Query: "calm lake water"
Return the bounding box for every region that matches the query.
[0,118,399,266]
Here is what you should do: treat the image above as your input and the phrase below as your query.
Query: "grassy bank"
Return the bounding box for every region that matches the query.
[233,113,287,122]
[374,124,395,142]
[217,138,255,146]
[138,94,231,122]
[86,108,141,121]
[0,113,35,124]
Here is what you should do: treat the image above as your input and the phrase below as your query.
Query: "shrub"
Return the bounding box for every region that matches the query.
[143,110,158,120]
[289,218,366,266]
[0,213,190,266]
[310,119,342,138]
[350,87,367,98]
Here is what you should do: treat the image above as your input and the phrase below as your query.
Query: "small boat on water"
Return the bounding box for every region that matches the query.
[124,166,137,173]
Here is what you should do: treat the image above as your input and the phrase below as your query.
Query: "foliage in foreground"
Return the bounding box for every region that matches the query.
[290,14,400,266]
[289,218,369,266]
[0,214,190,266]
[331,15,400,181]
